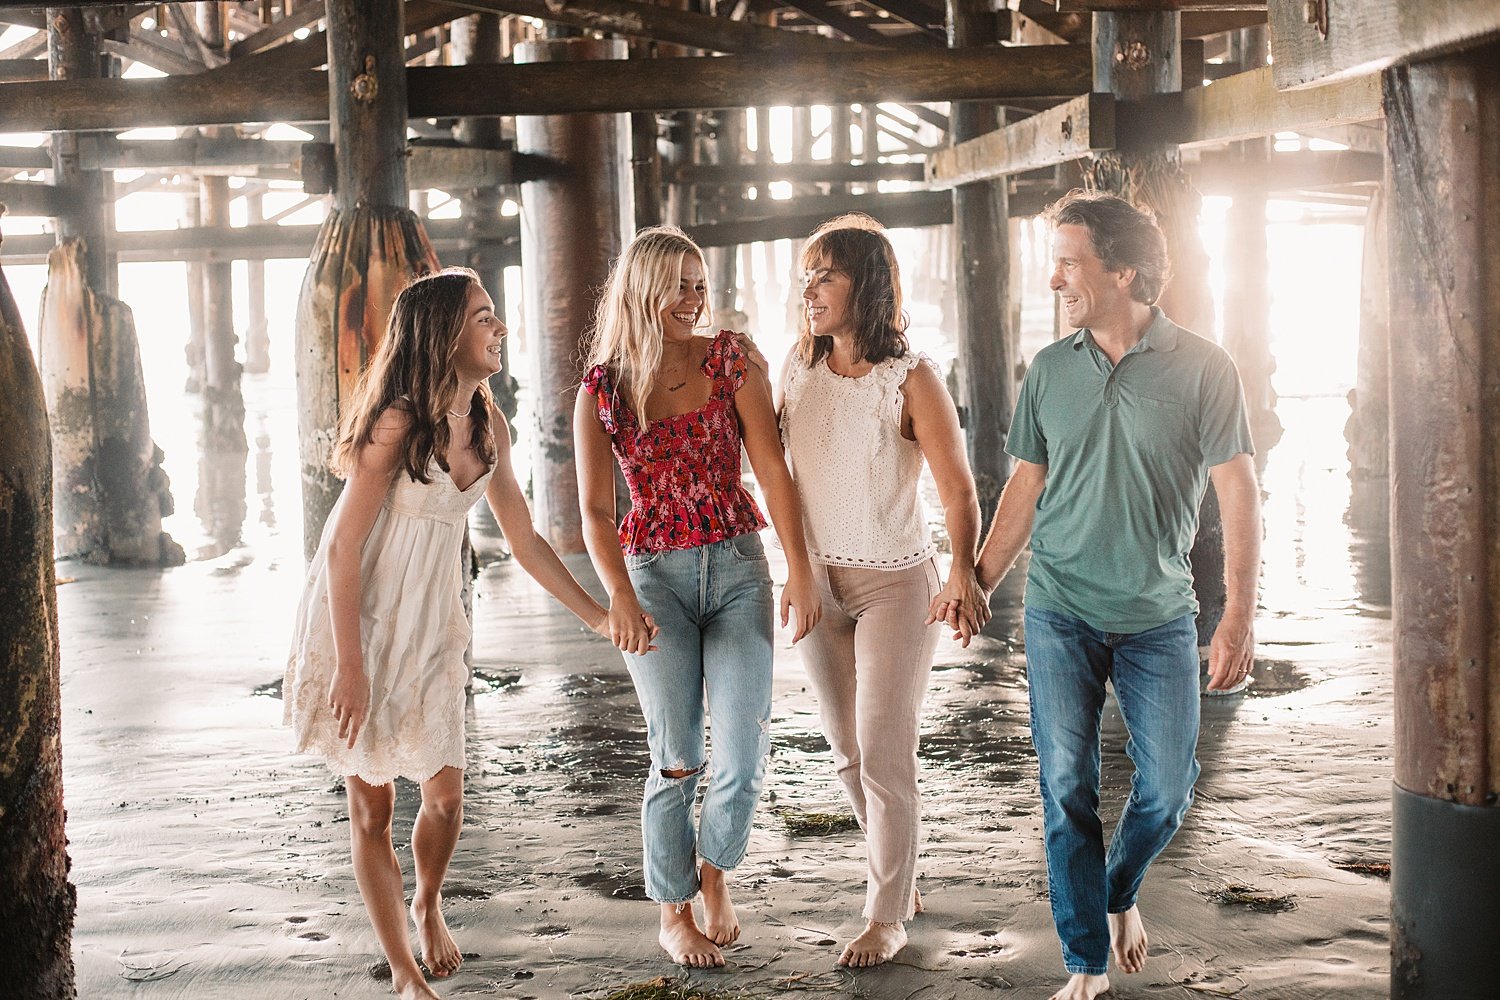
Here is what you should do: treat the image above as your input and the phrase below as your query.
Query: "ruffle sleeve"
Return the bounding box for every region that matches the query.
[707,330,748,393]
[580,364,619,434]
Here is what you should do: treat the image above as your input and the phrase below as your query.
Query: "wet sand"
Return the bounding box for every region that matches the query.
[58,397,1393,999]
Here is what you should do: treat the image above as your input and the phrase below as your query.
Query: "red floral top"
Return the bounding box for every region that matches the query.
[581,331,767,555]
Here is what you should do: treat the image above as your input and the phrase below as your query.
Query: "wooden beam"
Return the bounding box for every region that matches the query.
[103,31,210,77]
[406,145,520,189]
[776,0,936,46]
[865,0,947,40]
[0,179,65,217]
[0,57,44,82]
[926,92,1115,186]
[686,189,953,246]
[440,0,854,54]
[0,45,1093,130]
[230,1,325,58]
[1118,64,1381,147]
[1193,146,1382,193]
[1056,1,1262,10]
[74,135,305,171]
[0,216,519,265]
[672,160,928,184]
[1268,0,1500,91]
[0,144,48,170]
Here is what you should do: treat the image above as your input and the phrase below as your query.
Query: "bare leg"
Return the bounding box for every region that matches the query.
[1108,905,1149,974]
[913,886,923,915]
[347,776,439,999]
[1049,974,1111,1000]
[699,862,739,946]
[837,920,908,967]
[411,766,464,978]
[659,901,724,967]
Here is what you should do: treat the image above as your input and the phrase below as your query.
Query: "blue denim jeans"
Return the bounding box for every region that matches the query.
[622,532,775,904]
[1023,605,1201,975]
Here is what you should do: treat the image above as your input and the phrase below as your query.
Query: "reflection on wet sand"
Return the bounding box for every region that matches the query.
[56,381,1392,997]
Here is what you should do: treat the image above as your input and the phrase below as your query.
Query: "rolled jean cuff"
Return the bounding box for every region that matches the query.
[698,847,747,874]
[648,882,700,906]
[1065,963,1109,976]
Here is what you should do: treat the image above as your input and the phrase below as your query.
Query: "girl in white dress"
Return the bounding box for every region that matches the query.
[285,267,632,999]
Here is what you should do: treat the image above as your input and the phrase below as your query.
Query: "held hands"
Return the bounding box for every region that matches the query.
[781,572,823,644]
[1206,605,1255,691]
[925,570,992,648]
[604,592,659,655]
[327,661,370,750]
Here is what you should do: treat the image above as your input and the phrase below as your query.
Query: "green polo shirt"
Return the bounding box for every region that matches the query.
[1006,307,1254,633]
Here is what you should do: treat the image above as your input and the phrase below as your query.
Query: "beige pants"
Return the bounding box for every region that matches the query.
[797,558,942,923]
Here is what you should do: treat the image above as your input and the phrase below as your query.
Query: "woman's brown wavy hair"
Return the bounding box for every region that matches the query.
[331,267,496,483]
[795,213,910,367]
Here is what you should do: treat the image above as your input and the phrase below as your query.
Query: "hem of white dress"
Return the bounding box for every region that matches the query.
[809,548,937,571]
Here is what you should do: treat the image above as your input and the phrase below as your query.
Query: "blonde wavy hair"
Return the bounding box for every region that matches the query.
[584,226,712,429]
[331,267,496,482]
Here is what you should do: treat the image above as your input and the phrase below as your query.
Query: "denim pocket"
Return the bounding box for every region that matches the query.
[728,531,766,562]
[624,549,664,571]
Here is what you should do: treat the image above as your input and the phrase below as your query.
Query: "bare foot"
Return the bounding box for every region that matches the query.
[391,970,442,1000]
[1108,905,1148,974]
[1049,973,1111,1000]
[912,887,924,915]
[659,904,725,968]
[699,865,740,946]
[837,920,907,968]
[411,897,462,978]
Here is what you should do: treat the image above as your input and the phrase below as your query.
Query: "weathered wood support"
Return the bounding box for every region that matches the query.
[1385,44,1500,1000]
[243,190,271,374]
[704,109,743,327]
[47,5,113,297]
[1088,11,1224,644]
[39,238,183,566]
[201,170,246,452]
[183,191,207,393]
[453,12,518,431]
[0,45,1095,131]
[947,0,1014,524]
[515,36,631,553]
[1346,182,1388,530]
[294,0,438,558]
[0,212,76,1000]
[1220,26,1281,460]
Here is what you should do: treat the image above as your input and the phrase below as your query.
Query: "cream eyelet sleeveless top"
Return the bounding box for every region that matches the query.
[780,353,937,570]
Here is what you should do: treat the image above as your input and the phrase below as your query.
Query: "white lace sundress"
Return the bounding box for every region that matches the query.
[283,458,492,785]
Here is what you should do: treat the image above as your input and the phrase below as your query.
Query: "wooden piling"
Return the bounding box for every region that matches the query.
[39,239,184,566]
[244,191,271,375]
[201,170,246,449]
[1385,44,1500,999]
[294,0,439,558]
[0,210,77,1000]
[514,36,631,553]
[946,0,1014,525]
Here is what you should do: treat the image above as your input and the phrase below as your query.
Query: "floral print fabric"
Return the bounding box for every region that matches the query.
[582,330,767,555]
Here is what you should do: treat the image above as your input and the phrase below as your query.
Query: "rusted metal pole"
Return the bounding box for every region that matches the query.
[1385,44,1500,1000]
[0,213,76,1000]
[946,0,1013,526]
[515,36,631,553]
[1091,10,1225,643]
[294,0,438,557]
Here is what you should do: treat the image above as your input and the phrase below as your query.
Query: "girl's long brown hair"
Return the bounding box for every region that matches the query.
[795,213,910,367]
[331,267,496,482]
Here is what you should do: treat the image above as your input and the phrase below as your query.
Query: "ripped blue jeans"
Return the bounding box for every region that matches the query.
[622,532,775,904]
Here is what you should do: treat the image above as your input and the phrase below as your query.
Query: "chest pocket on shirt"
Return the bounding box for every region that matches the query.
[1125,395,1189,457]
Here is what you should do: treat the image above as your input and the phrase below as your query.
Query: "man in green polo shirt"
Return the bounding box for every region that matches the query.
[971,192,1261,1000]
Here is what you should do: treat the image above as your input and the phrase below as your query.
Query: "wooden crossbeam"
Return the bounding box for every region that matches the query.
[687,189,952,246]
[1269,0,1500,90]
[926,92,1115,187]
[672,160,928,184]
[776,0,936,47]
[76,136,307,171]
[0,27,46,61]
[442,0,853,54]
[1055,1,1264,10]
[1118,65,1381,147]
[1193,147,1382,193]
[105,30,210,77]
[230,1,325,58]
[864,0,947,39]
[0,179,65,217]
[0,57,44,83]
[0,45,1091,131]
